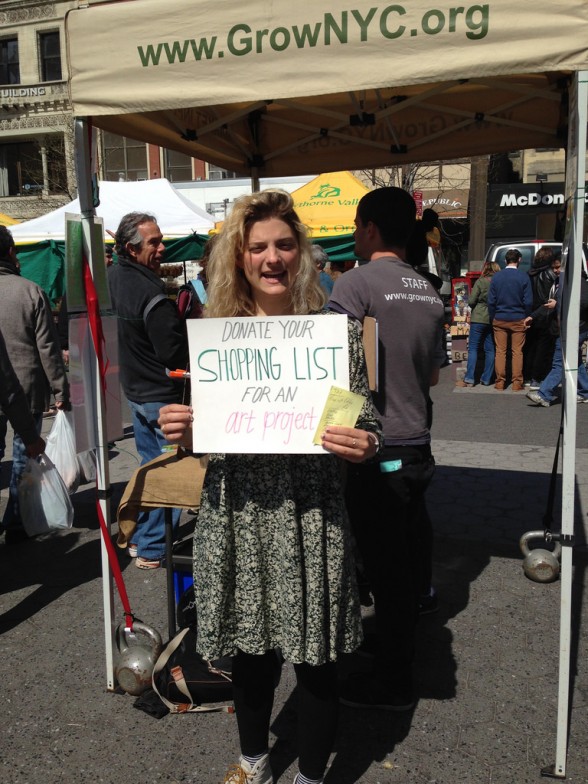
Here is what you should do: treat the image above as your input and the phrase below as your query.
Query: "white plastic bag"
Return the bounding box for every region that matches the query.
[45,409,80,494]
[77,449,97,484]
[18,454,74,537]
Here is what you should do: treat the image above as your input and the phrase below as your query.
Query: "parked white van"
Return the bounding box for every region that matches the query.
[485,240,588,275]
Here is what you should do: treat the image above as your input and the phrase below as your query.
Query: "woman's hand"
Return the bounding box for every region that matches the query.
[320,425,379,464]
[158,404,193,448]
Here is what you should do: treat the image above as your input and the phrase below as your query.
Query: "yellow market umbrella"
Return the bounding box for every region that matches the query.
[292,172,369,238]
[0,212,19,226]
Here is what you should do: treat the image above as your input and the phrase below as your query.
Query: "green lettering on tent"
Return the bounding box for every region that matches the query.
[351,8,377,41]
[137,43,164,67]
[292,22,322,48]
[324,12,348,45]
[163,40,191,63]
[190,36,217,60]
[270,27,290,52]
[466,5,489,40]
[227,24,253,56]
[380,5,406,39]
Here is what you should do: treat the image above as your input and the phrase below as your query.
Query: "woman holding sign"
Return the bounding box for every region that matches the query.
[159,190,381,784]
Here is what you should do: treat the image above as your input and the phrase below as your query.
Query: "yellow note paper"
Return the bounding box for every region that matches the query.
[313,386,366,445]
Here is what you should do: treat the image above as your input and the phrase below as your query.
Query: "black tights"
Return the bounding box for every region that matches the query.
[232,650,338,780]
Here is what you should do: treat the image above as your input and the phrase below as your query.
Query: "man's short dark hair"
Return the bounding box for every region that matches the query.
[357,187,416,248]
[115,212,157,261]
[505,248,522,264]
[0,225,15,260]
[533,246,555,268]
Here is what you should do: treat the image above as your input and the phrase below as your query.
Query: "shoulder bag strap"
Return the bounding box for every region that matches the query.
[143,293,168,325]
[151,627,234,714]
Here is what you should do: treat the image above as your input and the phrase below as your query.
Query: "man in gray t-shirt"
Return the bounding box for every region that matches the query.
[329,187,445,711]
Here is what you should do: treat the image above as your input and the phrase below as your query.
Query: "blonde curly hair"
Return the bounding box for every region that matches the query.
[206,189,326,317]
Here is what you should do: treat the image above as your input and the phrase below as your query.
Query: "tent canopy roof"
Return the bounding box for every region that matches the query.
[292,171,370,237]
[9,178,215,243]
[65,0,588,177]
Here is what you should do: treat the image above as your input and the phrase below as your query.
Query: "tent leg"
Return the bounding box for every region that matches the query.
[543,69,588,780]
[165,508,176,641]
[75,118,117,691]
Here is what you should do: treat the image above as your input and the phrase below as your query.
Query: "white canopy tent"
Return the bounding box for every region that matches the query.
[65,1,588,776]
[10,178,214,242]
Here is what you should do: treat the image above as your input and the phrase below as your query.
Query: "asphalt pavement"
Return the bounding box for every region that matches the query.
[1,364,587,784]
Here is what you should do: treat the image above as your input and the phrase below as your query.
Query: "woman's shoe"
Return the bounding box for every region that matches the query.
[223,755,273,784]
[455,380,473,388]
[128,543,138,558]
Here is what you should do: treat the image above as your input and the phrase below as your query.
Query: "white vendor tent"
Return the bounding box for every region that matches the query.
[65,1,588,776]
[10,178,215,243]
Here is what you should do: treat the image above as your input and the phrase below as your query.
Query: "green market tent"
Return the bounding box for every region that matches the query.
[16,231,353,305]
[16,233,213,306]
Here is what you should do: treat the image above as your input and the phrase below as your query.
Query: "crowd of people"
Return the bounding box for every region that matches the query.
[456,244,588,405]
[1,189,585,784]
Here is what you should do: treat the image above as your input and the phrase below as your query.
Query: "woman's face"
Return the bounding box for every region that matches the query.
[239,217,300,315]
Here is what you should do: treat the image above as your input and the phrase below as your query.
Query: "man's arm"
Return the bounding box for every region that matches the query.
[487,278,497,323]
[34,290,70,406]
[145,299,189,371]
[523,276,534,316]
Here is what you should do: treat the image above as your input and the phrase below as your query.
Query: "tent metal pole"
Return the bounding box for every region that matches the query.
[74,117,116,691]
[251,168,260,192]
[542,69,587,780]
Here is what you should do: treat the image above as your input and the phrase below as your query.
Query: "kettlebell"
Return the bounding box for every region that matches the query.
[114,621,163,696]
[519,530,561,583]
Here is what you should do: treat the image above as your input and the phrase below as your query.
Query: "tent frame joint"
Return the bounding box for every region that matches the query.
[547,531,575,547]
[349,112,375,126]
[541,763,566,780]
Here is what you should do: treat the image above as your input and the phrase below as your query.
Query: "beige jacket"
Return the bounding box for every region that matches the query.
[0,260,69,413]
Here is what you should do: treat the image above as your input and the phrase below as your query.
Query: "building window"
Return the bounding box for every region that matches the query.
[0,38,20,85]
[163,150,194,182]
[39,32,62,82]
[207,164,238,180]
[0,137,67,197]
[164,149,193,182]
[101,132,148,181]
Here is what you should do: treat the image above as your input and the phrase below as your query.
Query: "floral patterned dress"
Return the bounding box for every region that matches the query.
[193,317,382,666]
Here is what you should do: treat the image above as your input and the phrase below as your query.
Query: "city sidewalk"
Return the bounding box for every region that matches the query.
[1,393,587,784]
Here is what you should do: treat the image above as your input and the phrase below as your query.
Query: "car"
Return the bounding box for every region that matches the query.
[484,240,588,274]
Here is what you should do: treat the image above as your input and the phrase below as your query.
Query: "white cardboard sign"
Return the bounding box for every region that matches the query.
[188,314,349,453]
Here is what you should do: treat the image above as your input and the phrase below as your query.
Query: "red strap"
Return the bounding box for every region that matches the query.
[82,243,131,628]
[82,254,109,394]
[95,499,134,630]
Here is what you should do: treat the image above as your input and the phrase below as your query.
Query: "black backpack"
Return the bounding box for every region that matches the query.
[152,626,234,714]
[151,587,234,714]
